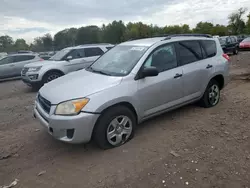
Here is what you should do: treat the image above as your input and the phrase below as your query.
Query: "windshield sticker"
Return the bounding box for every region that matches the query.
[130,47,145,51]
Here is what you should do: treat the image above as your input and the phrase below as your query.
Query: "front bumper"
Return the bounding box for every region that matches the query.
[33,100,100,144]
[21,71,43,86]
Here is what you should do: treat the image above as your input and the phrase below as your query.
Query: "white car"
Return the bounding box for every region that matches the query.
[21,43,114,89]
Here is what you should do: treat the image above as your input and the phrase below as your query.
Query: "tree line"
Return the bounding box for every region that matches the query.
[1,7,250,53]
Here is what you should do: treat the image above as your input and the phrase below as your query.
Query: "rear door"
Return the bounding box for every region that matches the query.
[0,56,15,78]
[175,40,212,100]
[12,55,36,76]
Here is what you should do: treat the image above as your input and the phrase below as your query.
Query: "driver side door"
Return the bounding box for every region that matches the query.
[64,49,86,73]
[136,43,184,119]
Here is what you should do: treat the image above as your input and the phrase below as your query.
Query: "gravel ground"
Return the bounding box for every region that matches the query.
[1,52,250,188]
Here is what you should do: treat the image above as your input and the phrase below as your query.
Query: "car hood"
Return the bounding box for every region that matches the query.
[25,60,63,67]
[39,70,122,104]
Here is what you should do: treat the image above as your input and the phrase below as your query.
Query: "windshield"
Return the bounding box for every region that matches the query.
[242,37,250,42]
[49,48,71,61]
[219,37,227,45]
[87,45,148,76]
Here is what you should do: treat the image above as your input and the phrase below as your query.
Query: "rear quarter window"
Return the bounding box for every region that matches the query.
[200,40,217,58]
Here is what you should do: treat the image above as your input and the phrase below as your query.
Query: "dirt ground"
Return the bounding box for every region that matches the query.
[1,52,250,188]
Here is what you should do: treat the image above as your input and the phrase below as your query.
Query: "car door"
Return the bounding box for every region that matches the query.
[136,43,184,118]
[0,56,15,79]
[64,49,84,72]
[12,55,36,76]
[175,40,214,100]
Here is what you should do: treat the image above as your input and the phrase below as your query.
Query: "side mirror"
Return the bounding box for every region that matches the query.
[141,66,159,78]
[66,56,73,61]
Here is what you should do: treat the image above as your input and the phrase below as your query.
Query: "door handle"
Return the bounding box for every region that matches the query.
[174,73,182,78]
[9,64,14,67]
[206,64,213,69]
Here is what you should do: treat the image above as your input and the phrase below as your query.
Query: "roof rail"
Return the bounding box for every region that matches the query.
[77,43,113,47]
[162,34,213,40]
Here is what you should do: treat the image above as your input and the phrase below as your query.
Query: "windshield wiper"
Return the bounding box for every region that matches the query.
[87,67,111,76]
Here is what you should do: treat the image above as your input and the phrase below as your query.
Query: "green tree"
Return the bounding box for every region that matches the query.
[42,33,53,51]
[0,35,14,52]
[14,39,29,51]
[101,20,126,43]
[228,7,247,34]
[76,26,101,45]
[246,13,250,34]
[54,28,77,50]
[193,22,214,34]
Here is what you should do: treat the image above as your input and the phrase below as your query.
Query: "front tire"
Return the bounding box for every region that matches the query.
[93,106,136,150]
[199,80,220,108]
[42,71,63,84]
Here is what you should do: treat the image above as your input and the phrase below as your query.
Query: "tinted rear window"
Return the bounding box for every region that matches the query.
[201,40,217,58]
[176,40,202,65]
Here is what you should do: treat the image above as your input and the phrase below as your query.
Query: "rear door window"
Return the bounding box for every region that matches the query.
[14,55,35,62]
[84,47,104,57]
[175,40,202,66]
[200,40,217,58]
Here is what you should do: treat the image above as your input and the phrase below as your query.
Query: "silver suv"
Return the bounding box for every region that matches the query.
[34,34,230,149]
[21,43,113,88]
[0,53,42,79]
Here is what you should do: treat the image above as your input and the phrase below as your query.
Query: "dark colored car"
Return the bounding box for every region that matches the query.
[219,36,239,55]
[239,37,250,50]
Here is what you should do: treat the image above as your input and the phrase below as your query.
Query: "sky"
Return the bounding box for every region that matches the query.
[1,0,250,43]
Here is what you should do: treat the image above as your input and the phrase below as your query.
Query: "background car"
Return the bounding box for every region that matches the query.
[21,43,114,88]
[219,36,239,55]
[0,53,42,79]
[239,37,250,50]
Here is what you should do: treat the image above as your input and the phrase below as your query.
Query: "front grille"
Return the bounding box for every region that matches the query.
[37,94,51,114]
[22,67,29,76]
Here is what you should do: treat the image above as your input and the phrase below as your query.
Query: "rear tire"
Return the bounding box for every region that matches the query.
[42,71,63,85]
[233,47,239,55]
[93,105,136,150]
[199,79,220,108]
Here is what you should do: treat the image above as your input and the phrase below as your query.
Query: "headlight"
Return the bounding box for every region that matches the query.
[28,66,42,72]
[55,98,89,115]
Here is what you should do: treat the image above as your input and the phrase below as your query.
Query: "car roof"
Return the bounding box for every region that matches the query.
[8,53,37,57]
[120,36,215,47]
[64,43,114,50]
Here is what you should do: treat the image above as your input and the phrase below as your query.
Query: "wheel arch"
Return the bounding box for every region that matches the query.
[210,74,224,90]
[91,101,138,138]
[42,69,65,81]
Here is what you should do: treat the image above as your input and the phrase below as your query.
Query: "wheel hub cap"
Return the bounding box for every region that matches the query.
[208,84,219,105]
[107,115,132,146]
